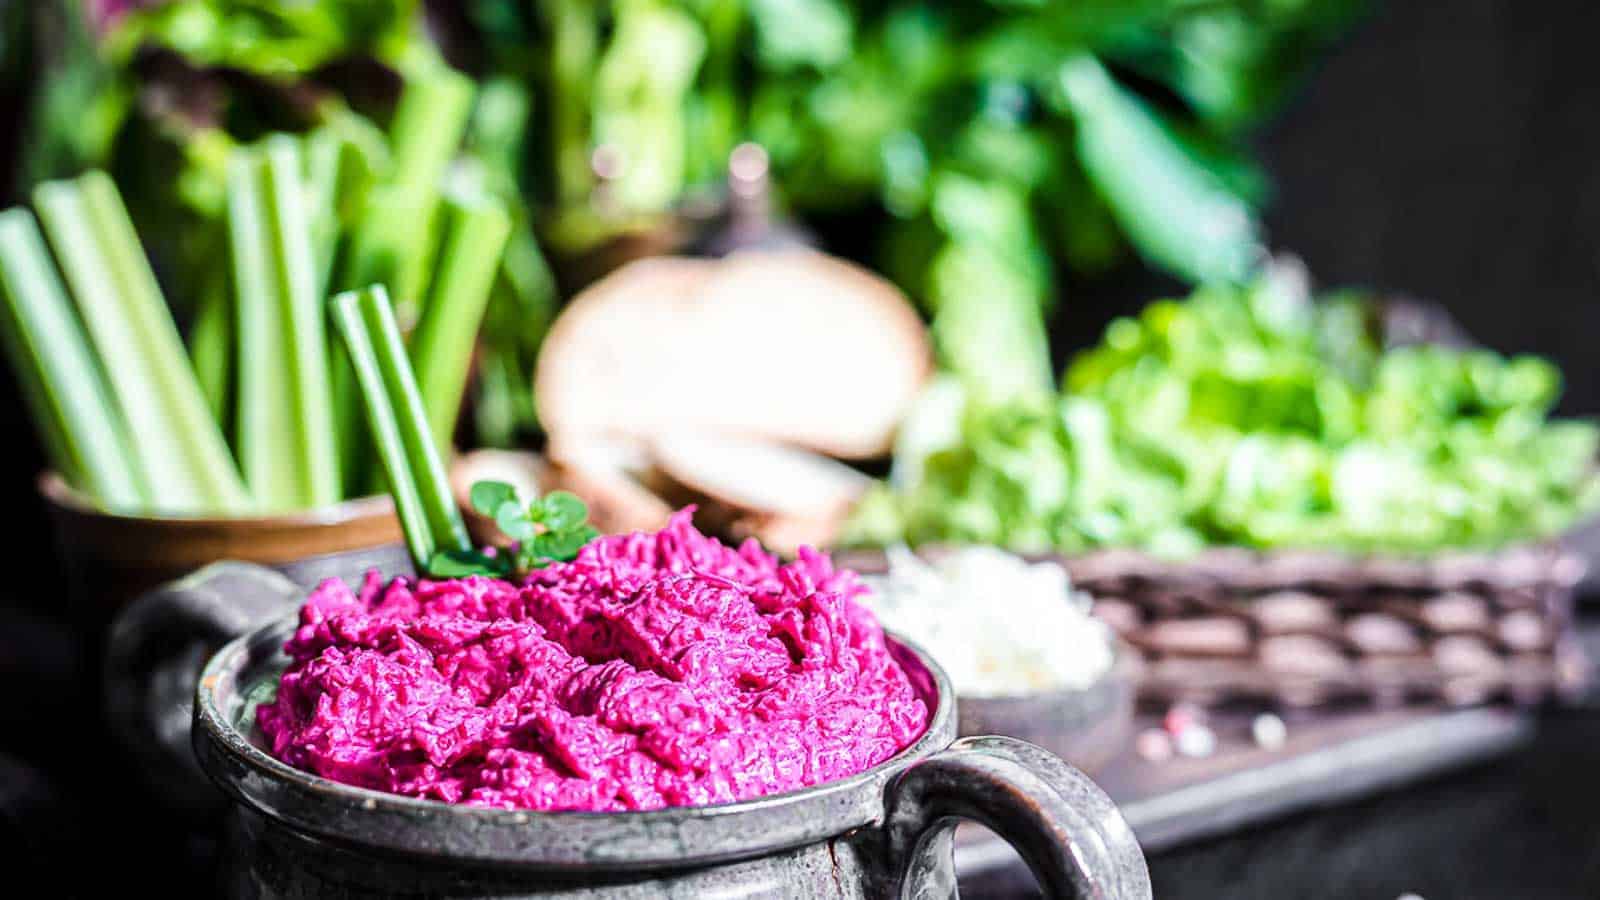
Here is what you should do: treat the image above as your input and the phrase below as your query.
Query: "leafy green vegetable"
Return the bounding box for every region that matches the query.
[423,480,600,579]
[99,0,425,76]
[507,0,1361,405]
[590,0,706,213]
[849,273,1600,555]
[924,174,1055,400]
[1054,54,1262,284]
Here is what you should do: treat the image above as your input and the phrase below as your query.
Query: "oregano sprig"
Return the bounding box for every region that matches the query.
[424,479,600,579]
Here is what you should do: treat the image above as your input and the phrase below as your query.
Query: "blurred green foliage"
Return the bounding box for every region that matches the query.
[503,0,1366,399]
[846,271,1600,554]
[17,0,1369,441]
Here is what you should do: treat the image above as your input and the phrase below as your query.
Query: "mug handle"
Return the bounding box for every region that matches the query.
[103,561,303,821]
[884,735,1151,900]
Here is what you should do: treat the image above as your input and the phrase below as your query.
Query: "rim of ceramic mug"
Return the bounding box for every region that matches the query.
[38,470,397,526]
[195,613,958,871]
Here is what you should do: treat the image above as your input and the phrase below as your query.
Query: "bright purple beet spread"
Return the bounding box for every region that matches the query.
[257,512,929,812]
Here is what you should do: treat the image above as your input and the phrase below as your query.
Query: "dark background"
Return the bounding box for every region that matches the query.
[4,0,1600,895]
[1261,0,1600,420]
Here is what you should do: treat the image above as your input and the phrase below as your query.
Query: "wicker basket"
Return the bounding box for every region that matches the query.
[1068,544,1588,708]
[836,543,1588,710]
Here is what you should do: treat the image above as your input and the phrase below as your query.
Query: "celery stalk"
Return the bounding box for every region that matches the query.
[388,68,477,196]
[409,189,512,456]
[36,173,249,514]
[333,287,434,566]
[227,149,287,506]
[333,71,473,488]
[302,129,345,298]
[0,208,148,509]
[229,140,340,510]
[188,266,232,433]
[333,286,470,567]
[357,286,470,554]
[263,136,340,507]
[330,334,367,499]
[340,68,475,323]
[301,129,376,498]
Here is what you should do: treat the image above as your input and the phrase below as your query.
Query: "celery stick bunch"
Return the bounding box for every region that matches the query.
[0,69,513,517]
[0,174,247,515]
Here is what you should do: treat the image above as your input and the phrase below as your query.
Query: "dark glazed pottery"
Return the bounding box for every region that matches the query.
[103,562,411,821]
[175,566,1151,899]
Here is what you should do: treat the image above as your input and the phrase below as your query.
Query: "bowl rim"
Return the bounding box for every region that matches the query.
[38,469,396,527]
[194,611,956,870]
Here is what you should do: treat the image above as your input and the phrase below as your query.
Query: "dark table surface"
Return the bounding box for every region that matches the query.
[5,605,1600,898]
[972,616,1600,900]
[970,705,1600,899]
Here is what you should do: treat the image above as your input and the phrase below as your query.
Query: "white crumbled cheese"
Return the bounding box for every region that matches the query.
[861,546,1115,698]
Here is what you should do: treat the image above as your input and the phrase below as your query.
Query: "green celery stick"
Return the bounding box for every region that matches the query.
[332,287,434,565]
[302,127,381,499]
[332,71,474,486]
[302,129,346,297]
[227,149,286,505]
[341,67,475,323]
[305,122,385,297]
[35,172,249,514]
[229,139,340,510]
[333,286,470,567]
[389,67,477,195]
[410,188,512,456]
[330,331,368,498]
[262,136,340,507]
[0,208,148,509]
[357,285,470,554]
[187,265,232,433]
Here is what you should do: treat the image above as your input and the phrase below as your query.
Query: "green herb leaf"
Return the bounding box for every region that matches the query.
[461,478,600,574]
[495,499,538,542]
[526,528,589,565]
[540,491,588,532]
[470,480,518,517]
[425,548,511,579]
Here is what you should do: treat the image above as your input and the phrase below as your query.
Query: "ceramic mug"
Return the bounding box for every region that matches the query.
[118,562,1151,897]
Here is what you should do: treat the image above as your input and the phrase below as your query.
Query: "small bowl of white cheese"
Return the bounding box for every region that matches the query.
[860,545,1137,773]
